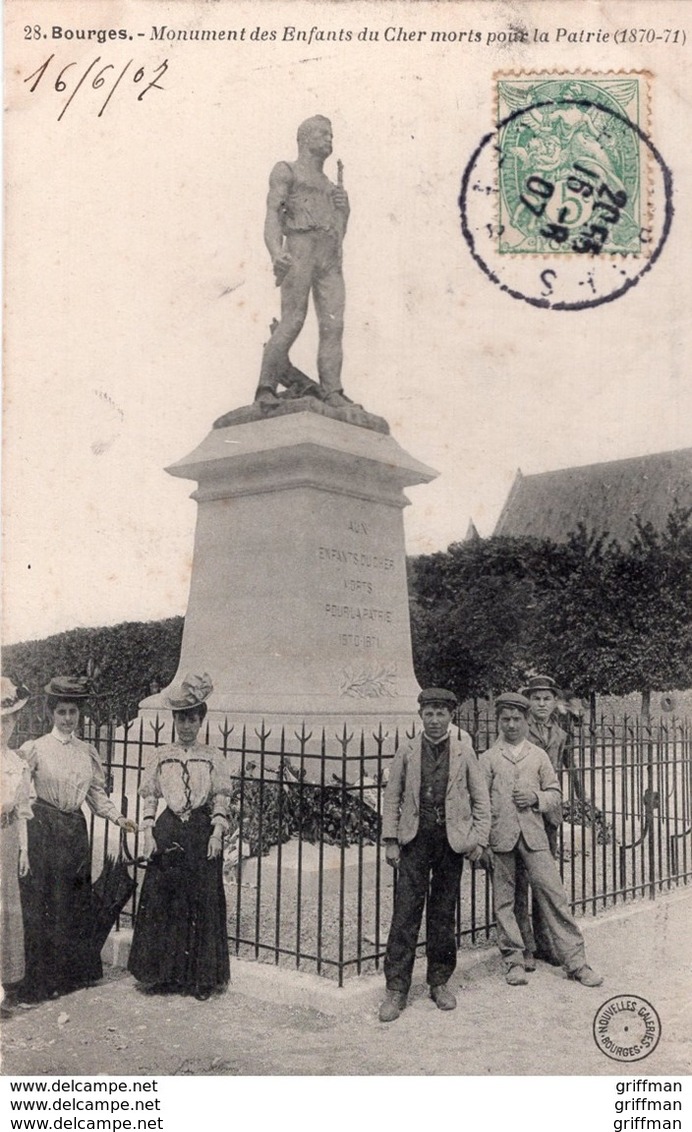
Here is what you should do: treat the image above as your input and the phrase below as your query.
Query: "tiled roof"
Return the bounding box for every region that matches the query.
[493,448,692,544]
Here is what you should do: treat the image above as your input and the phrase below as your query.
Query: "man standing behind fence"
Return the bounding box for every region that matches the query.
[379,688,490,1023]
[515,674,567,968]
[480,692,602,988]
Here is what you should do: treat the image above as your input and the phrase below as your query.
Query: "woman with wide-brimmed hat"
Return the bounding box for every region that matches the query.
[18,676,137,1003]
[1,678,33,1016]
[128,673,231,1001]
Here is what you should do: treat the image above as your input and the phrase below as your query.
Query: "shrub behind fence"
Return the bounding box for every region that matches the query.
[14,712,692,986]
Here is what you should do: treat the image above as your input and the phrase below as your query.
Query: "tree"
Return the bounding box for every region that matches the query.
[533,508,692,714]
[409,536,557,701]
[2,617,184,730]
[409,506,692,715]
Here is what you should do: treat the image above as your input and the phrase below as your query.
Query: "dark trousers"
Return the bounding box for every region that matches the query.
[383,825,464,994]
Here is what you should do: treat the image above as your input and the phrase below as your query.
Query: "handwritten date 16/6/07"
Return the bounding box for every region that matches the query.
[24,54,168,120]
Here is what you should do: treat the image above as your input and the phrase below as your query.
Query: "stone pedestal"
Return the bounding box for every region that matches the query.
[140,410,437,746]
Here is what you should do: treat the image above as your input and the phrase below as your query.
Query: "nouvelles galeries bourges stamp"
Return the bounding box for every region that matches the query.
[459,71,673,311]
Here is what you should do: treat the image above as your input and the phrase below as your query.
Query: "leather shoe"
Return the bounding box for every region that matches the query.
[506,965,529,986]
[378,990,407,1023]
[524,953,536,973]
[430,983,457,1011]
[569,965,604,987]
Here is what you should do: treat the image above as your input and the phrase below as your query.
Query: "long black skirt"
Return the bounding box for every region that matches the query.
[18,799,101,1002]
[128,807,229,994]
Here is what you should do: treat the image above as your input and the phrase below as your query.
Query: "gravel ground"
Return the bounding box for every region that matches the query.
[2,889,690,1077]
[224,835,655,980]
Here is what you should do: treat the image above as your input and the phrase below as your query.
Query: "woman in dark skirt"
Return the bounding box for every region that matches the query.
[128,673,231,1001]
[18,677,137,1003]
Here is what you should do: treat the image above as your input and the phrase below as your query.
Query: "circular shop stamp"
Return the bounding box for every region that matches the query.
[593,994,662,1062]
[459,73,673,310]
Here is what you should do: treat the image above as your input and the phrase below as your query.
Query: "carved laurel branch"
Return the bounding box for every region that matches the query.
[339,665,398,699]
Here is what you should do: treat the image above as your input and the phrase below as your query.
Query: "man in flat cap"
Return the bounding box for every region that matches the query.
[524,675,568,779]
[515,674,568,967]
[480,693,602,987]
[379,688,490,1023]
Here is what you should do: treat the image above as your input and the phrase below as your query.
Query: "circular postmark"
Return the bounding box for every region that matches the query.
[593,994,662,1062]
[459,78,673,310]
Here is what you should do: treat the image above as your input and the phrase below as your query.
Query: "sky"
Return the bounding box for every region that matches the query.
[3,0,692,644]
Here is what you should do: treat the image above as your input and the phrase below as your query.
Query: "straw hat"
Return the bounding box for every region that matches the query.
[44,675,93,700]
[162,673,213,711]
[1,677,30,716]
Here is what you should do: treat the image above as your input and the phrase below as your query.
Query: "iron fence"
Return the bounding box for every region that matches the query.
[14,712,692,985]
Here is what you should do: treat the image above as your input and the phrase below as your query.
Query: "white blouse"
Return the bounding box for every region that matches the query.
[20,731,125,823]
[138,742,231,831]
[1,745,33,821]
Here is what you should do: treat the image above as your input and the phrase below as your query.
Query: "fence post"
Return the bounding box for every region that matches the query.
[645,719,658,900]
[32,706,691,983]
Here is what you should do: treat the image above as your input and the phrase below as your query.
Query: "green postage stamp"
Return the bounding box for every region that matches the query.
[496,74,648,255]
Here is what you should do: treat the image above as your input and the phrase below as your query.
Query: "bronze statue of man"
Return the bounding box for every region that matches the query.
[255,116,351,407]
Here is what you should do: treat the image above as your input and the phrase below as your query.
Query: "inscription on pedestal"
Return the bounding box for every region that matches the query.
[157,412,437,720]
[317,519,398,646]
[326,606,393,624]
[316,514,404,697]
[317,547,394,571]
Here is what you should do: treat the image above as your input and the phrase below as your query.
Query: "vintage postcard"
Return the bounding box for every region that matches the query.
[2,0,691,1089]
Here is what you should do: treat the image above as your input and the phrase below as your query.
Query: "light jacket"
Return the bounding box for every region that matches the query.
[382,731,491,854]
[480,738,562,853]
